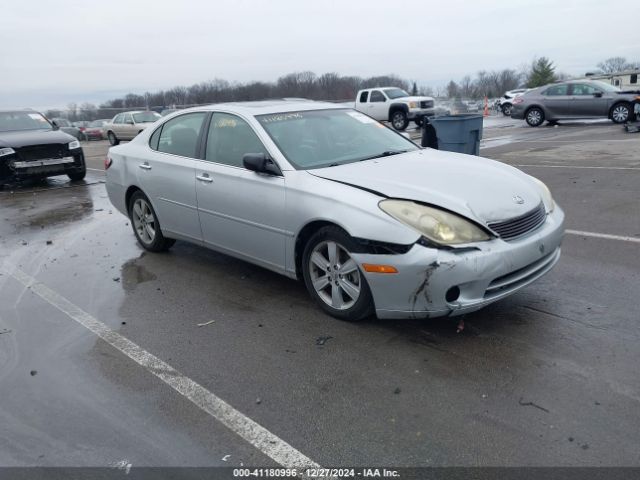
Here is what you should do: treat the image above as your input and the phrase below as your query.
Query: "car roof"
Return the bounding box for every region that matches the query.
[178,100,345,116]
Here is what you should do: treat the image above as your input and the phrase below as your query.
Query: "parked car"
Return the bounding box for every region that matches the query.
[0,110,86,184]
[51,118,84,140]
[464,100,480,112]
[354,87,436,130]
[105,101,564,322]
[511,80,640,127]
[84,119,110,140]
[499,89,528,116]
[104,111,161,145]
[72,120,91,140]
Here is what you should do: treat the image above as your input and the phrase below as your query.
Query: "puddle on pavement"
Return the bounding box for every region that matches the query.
[120,255,157,291]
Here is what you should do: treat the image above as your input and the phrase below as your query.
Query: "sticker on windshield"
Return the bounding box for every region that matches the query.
[260,113,304,123]
[346,111,376,124]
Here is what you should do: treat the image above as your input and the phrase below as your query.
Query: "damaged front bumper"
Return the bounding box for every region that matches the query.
[352,206,565,319]
[0,151,85,182]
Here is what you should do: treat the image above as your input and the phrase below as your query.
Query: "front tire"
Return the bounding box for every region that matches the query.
[501,103,512,116]
[67,163,86,181]
[611,103,631,124]
[107,131,120,146]
[390,110,409,131]
[128,191,175,252]
[302,226,374,322]
[525,107,545,127]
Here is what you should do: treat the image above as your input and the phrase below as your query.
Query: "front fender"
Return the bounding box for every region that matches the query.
[284,171,421,273]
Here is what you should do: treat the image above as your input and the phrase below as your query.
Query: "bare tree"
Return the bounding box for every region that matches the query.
[66,103,78,121]
[446,80,459,98]
[597,57,635,74]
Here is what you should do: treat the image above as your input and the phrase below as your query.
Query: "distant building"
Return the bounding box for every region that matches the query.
[583,70,640,90]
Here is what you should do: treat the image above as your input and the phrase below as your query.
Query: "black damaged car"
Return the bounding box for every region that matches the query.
[0,110,86,185]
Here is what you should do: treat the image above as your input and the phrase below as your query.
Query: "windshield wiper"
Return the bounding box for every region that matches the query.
[358,150,410,162]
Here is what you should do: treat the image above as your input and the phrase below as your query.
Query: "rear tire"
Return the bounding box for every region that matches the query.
[390,110,409,131]
[302,226,374,322]
[610,103,631,124]
[108,131,120,146]
[525,107,545,127]
[128,191,175,252]
[414,118,423,128]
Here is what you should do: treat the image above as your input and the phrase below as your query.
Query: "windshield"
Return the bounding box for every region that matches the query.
[133,112,161,123]
[591,81,621,92]
[256,109,419,170]
[0,111,52,132]
[383,88,409,99]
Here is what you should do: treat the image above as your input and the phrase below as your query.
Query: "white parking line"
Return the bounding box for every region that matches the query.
[514,164,640,171]
[566,229,640,244]
[3,264,320,470]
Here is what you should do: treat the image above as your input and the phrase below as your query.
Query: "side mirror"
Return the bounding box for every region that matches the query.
[243,153,280,176]
[594,92,603,98]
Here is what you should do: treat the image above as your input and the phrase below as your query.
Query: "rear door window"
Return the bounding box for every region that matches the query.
[359,91,369,103]
[156,112,207,158]
[544,85,569,96]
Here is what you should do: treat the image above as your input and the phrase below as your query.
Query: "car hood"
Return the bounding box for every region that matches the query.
[0,129,76,147]
[308,149,542,223]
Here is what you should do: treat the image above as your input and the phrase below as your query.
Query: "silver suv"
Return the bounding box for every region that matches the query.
[511,80,639,127]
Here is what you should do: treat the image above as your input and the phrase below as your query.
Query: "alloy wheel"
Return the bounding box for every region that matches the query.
[132,198,156,245]
[392,113,406,130]
[308,240,361,310]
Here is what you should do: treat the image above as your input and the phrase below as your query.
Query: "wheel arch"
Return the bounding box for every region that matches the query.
[294,220,348,280]
[125,184,143,211]
[608,101,631,120]
[388,103,409,122]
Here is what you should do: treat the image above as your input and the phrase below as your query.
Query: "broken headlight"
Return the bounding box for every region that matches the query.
[379,199,491,245]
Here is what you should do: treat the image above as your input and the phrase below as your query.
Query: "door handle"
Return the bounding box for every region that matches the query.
[138,163,151,170]
[196,174,213,183]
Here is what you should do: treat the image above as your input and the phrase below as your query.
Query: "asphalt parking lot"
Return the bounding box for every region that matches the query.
[1,117,639,471]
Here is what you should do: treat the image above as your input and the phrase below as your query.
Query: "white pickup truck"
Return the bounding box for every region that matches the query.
[354,87,436,130]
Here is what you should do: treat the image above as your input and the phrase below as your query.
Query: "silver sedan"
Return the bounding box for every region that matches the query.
[106,101,564,321]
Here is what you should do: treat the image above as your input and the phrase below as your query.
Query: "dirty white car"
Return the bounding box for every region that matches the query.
[105,101,564,321]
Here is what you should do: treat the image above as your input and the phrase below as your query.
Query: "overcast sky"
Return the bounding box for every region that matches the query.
[1,0,639,109]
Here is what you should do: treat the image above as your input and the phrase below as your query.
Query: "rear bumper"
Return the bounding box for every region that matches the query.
[510,104,526,119]
[351,206,565,319]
